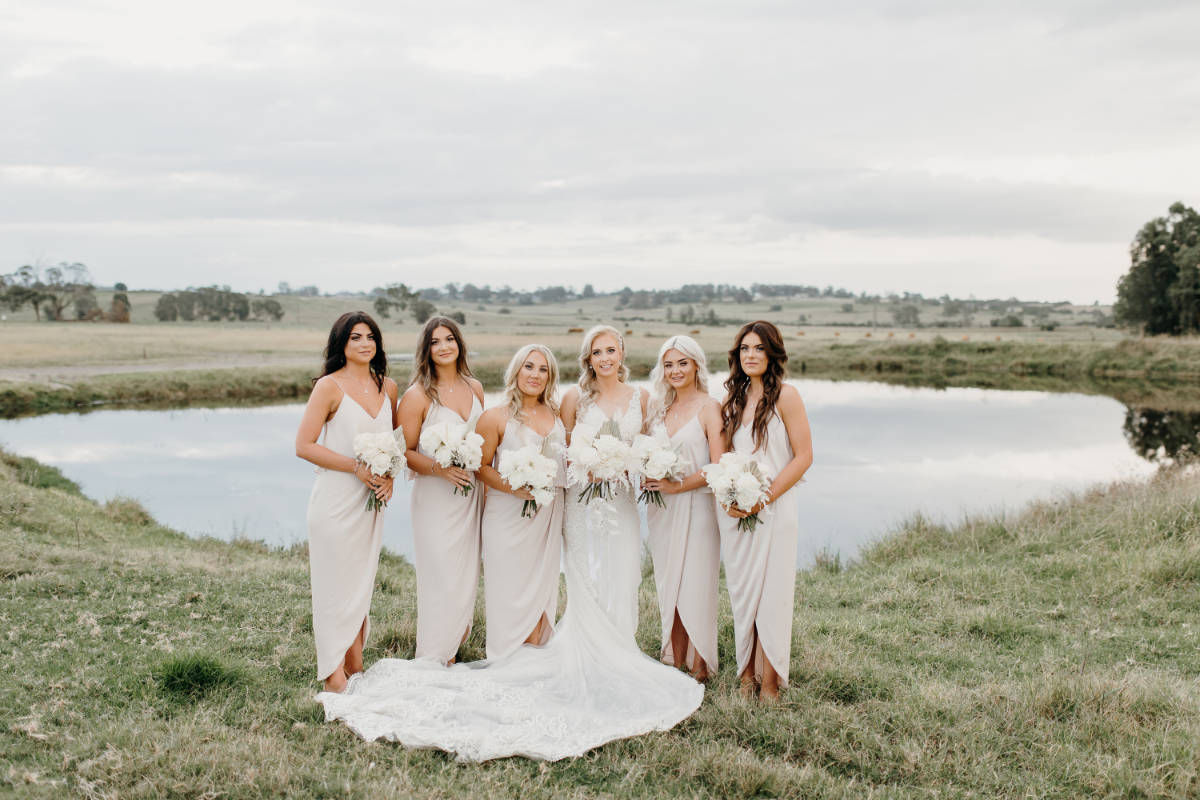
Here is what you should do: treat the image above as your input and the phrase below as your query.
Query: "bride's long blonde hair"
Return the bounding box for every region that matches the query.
[647,335,709,424]
[577,324,629,405]
[502,343,560,422]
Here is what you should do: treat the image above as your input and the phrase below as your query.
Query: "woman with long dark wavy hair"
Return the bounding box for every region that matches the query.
[296,311,398,692]
[397,316,485,664]
[716,320,812,701]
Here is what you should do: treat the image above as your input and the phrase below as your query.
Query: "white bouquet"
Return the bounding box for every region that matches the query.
[419,421,485,497]
[566,419,635,504]
[497,438,560,518]
[703,451,772,532]
[352,427,406,512]
[631,431,689,508]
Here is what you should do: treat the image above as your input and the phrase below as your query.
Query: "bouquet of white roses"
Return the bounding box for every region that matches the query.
[631,431,689,508]
[702,451,772,532]
[352,427,406,512]
[419,421,484,497]
[497,438,560,518]
[566,419,635,504]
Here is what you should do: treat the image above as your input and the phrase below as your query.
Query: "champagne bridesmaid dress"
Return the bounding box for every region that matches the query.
[411,394,484,662]
[646,415,720,672]
[480,416,567,660]
[716,413,802,687]
[306,381,392,681]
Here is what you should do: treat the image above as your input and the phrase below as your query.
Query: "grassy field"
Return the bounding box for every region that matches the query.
[0,289,1121,369]
[3,449,1199,798]
[2,289,1186,417]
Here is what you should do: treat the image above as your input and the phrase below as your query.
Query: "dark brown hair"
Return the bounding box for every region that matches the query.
[411,316,474,403]
[720,320,788,450]
[316,311,387,391]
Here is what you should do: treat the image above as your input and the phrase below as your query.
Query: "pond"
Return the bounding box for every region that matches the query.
[0,379,1174,567]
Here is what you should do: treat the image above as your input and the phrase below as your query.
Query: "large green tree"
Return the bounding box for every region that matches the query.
[1115,202,1200,334]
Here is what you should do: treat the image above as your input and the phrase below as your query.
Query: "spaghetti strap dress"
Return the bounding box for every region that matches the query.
[411,394,484,663]
[305,380,392,680]
[716,413,802,686]
[645,415,720,672]
[481,416,567,660]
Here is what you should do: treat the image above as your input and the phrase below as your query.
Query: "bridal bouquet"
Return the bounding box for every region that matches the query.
[353,427,406,512]
[703,452,772,532]
[497,439,560,518]
[566,419,635,504]
[631,431,689,508]
[420,421,484,497]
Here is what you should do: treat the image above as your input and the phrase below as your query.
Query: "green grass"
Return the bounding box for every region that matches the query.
[3,449,1200,797]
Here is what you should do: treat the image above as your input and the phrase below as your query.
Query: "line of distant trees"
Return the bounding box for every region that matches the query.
[0,263,131,322]
[155,286,284,322]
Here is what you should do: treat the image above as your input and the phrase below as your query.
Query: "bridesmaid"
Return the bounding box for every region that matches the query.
[295,311,398,693]
[717,320,813,701]
[398,316,485,665]
[476,344,567,660]
[643,335,723,682]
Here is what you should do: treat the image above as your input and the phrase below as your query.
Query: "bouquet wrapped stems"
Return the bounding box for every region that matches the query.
[636,487,668,509]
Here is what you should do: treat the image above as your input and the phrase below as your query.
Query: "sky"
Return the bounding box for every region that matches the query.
[2,1,1198,302]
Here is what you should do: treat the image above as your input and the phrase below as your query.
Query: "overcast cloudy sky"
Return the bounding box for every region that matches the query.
[2,1,1198,301]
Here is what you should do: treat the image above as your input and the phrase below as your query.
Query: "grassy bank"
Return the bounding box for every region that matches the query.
[3,451,1199,797]
[796,335,1200,383]
[0,357,662,417]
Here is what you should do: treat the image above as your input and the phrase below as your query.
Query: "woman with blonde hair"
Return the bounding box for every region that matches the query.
[643,335,723,682]
[475,344,567,660]
[559,324,646,636]
[397,316,485,665]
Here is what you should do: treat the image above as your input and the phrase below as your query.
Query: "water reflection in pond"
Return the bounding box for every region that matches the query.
[1122,407,1200,463]
[0,380,1164,567]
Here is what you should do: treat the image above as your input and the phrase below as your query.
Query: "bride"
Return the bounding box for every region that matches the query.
[317,327,703,762]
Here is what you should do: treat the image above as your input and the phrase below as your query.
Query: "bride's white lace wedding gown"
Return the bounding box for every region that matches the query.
[316,390,703,762]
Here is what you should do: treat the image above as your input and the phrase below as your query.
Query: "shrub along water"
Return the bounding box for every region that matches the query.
[2,448,1198,797]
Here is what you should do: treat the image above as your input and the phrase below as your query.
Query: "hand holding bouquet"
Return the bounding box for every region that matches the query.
[352,427,406,512]
[566,419,634,504]
[497,439,560,518]
[631,431,689,508]
[420,421,484,497]
[703,452,772,532]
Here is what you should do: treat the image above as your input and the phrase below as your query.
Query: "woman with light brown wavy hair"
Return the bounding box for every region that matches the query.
[716,320,813,701]
[398,315,485,665]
